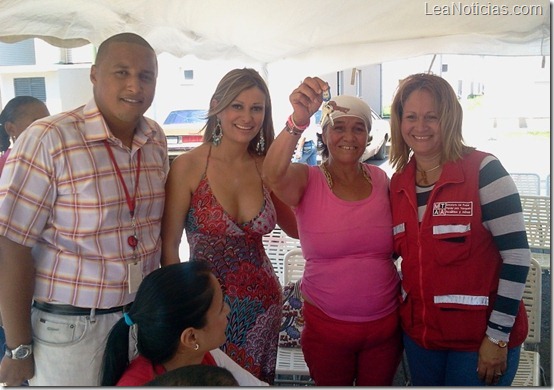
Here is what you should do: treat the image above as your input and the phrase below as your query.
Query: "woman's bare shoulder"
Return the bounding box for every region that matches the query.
[172,144,209,166]
[169,144,211,179]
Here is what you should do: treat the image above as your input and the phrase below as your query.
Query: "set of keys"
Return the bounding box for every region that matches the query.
[320,88,334,126]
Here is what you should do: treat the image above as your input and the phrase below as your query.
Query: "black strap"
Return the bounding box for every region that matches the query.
[32,301,128,316]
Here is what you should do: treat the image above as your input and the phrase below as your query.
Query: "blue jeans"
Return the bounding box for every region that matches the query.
[296,140,317,166]
[403,333,520,386]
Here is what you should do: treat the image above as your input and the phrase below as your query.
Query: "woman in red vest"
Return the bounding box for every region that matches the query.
[389,73,530,386]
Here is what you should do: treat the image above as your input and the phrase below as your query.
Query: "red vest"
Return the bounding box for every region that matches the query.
[390,151,527,351]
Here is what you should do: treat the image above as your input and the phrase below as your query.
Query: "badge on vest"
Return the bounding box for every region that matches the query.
[432,201,473,216]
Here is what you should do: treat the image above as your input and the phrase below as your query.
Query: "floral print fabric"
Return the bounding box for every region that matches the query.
[279,280,304,348]
[186,175,282,383]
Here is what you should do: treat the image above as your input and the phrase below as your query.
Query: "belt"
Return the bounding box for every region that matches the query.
[32,301,129,316]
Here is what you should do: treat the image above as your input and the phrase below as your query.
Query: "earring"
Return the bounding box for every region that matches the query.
[213,119,223,146]
[194,343,199,351]
[256,130,265,155]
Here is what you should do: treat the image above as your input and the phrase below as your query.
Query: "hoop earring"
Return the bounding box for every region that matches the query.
[256,130,265,155]
[194,343,199,351]
[213,119,223,146]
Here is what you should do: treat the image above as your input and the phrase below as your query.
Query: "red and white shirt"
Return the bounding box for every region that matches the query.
[0,99,168,308]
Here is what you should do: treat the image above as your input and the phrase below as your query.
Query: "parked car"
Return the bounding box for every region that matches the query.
[314,109,390,162]
[162,109,207,160]
[361,110,390,161]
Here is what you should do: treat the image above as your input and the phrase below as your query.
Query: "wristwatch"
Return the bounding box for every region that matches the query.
[487,335,508,348]
[4,344,33,360]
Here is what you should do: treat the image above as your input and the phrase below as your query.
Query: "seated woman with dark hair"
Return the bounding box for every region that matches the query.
[100,261,267,386]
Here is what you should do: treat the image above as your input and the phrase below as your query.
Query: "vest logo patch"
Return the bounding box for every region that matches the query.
[432,201,473,216]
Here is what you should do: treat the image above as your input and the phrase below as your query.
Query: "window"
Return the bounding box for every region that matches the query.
[14,77,46,102]
[183,70,194,80]
[0,40,36,66]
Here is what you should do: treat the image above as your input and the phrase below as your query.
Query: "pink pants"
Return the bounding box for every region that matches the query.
[301,302,402,386]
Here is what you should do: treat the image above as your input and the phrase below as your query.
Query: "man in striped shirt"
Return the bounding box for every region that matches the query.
[0,32,168,386]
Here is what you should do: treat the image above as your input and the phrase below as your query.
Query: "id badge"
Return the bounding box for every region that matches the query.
[127,260,143,293]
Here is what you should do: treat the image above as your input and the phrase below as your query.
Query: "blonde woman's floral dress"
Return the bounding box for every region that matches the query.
[185,173,282,384]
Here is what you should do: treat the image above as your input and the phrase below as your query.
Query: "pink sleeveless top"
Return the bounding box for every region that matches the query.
[295,164,399,322]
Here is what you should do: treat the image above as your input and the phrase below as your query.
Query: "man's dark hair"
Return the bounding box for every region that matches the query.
[95,32,155,65]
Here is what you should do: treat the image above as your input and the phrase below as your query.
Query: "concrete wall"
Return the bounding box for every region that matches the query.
[0,66,91,115]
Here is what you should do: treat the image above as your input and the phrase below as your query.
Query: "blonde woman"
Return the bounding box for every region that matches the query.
[389,73,529,386]
[162,68,297,384]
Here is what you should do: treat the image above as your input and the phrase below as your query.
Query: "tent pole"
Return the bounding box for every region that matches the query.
[427,54,437,74]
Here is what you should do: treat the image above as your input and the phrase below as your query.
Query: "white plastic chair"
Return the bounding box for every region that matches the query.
[262,227,301,285]
[520,195,550,270]
[284,248,305,284]
[275,248,313,385]
[512,258,544,386]
[510,173,541,195]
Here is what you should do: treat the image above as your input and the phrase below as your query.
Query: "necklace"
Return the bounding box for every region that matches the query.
[320,162,371,189]
[416,164,441,185]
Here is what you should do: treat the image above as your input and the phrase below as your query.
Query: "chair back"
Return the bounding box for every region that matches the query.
[262,227,301,285]
[520,195,551,249]
[284,248,306,284]
[522,258,542,344]
[511,173,541,195]
[520,195,550,269]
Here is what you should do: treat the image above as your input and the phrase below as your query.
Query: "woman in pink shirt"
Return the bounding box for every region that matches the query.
[263,80,402,386]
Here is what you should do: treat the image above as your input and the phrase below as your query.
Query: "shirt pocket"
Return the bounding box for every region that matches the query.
[434,296,488,344]
[432,223,471,265]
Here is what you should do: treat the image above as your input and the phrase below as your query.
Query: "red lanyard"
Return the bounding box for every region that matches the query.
[103,140,141,249]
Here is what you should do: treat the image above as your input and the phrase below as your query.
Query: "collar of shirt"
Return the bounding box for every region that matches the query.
[82,99,160,148]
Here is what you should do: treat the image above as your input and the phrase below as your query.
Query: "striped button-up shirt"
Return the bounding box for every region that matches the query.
[0,99,168,308]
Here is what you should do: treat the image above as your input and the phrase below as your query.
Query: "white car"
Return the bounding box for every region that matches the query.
[361,110,390,161]
[162,109,207,160]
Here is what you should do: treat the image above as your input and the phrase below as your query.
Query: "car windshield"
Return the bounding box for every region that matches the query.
[163,109,207,125]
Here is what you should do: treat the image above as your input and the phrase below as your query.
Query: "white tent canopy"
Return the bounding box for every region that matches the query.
[0,0,550,79]
[0,0,550,117]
